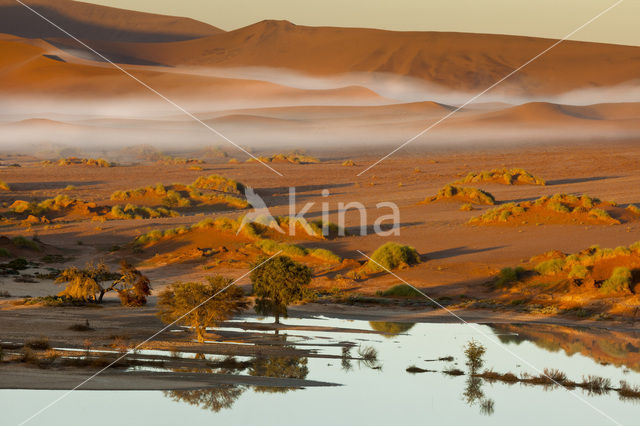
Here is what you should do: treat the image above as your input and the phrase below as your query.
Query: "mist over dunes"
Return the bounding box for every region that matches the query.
[1,0,639,151]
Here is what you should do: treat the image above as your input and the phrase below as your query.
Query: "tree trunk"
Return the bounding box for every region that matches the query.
[97,289,106,303]
[275,312,280,324]
[196,327,205,343]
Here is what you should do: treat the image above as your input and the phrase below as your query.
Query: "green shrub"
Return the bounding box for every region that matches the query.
[547,201,570,214]
[192,174,245,194]
[11,236,41,251]
[568,264,590,279]
[366,242,420,272]
[308,248,342,263]
[535,258,566,275]
[376,283,423,298]
[588,208,616,222]
[426,185,495,205]
[493,267,525,288]
[600,267,632,294]
[457,168,545,186]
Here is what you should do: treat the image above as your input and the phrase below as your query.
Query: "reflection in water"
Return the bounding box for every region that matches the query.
[162,324,384,411]
[461,376,494,416]
[248,355,310,393]
[369,321,416,337]
[341,346,353,372]
[163,363,249,412]
[159,318,640,422]
[459,341,495,417]
[491,323,640,372]
[165,386,246,413]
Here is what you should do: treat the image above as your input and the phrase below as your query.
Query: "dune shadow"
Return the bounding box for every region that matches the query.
[546,176,617,186]
[426,245,505,260]
[9,181,105,191]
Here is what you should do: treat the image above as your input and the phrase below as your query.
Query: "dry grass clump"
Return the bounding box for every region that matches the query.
[192,174,245,194]
[254,239,341,263]
[134,215,342,264]
[342,159,355,166]
[109,204,179,220]
[498,242,640,301]
[581,375,612,394]
[156,156,203,165]
[365,242,420,272]
[111,175,249,208]
[0,180,10,191]
[626,204,640,215]
[619,381,640,399]
[10,193,183,222]
[111,176,248,210]
[469,194,619,225]
[457,168,545,185]
[41,157,112,167]
[442,367,465,376]
[10,194,83,217]
[477,370,520,383]
[423,185,495,205]
[459,203,474,211]
[111,183,173,202]
[247,152,319,164]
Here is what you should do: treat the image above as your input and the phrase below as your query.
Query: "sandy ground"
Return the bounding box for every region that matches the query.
[0,368,339,391]
[2,143,640,389]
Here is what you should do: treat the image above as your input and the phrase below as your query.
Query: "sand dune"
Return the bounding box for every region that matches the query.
[464,101,640,125]
[0,0,221,42]
[1,1,638,96]
[51,19,640,96]
[1,1,639,149]
[0,37,389,107]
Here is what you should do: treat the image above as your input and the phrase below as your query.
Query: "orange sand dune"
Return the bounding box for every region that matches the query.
[463,101,640,125]
[0,0,636,96]
[60,19,640,96]
[0,0,221,42]
[0,37,387,105]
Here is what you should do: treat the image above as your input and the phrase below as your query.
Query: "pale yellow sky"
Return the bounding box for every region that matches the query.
[83,0,638,46]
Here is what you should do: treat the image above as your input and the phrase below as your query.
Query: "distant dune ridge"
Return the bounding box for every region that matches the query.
[1,0,639,149]
[0,0,222,42]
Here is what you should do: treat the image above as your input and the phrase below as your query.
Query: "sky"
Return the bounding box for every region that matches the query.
[82,0,638,46]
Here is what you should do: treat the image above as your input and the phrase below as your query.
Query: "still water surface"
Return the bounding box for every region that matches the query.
[3,315,639,426]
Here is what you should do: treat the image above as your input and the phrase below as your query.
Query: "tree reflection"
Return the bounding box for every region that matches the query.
[460,340,495,416]
[164,385,246,413]
[248,355,309,393]
[460,376,495,416]
[369,321,415,337]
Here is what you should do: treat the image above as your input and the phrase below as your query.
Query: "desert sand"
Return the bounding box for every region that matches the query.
[1,0,640,398]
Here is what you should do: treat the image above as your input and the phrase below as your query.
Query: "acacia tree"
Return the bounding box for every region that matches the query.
[250,256,311,324]
[157,275,246,343]
[114,260,151,306]
[56,260,151,305]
